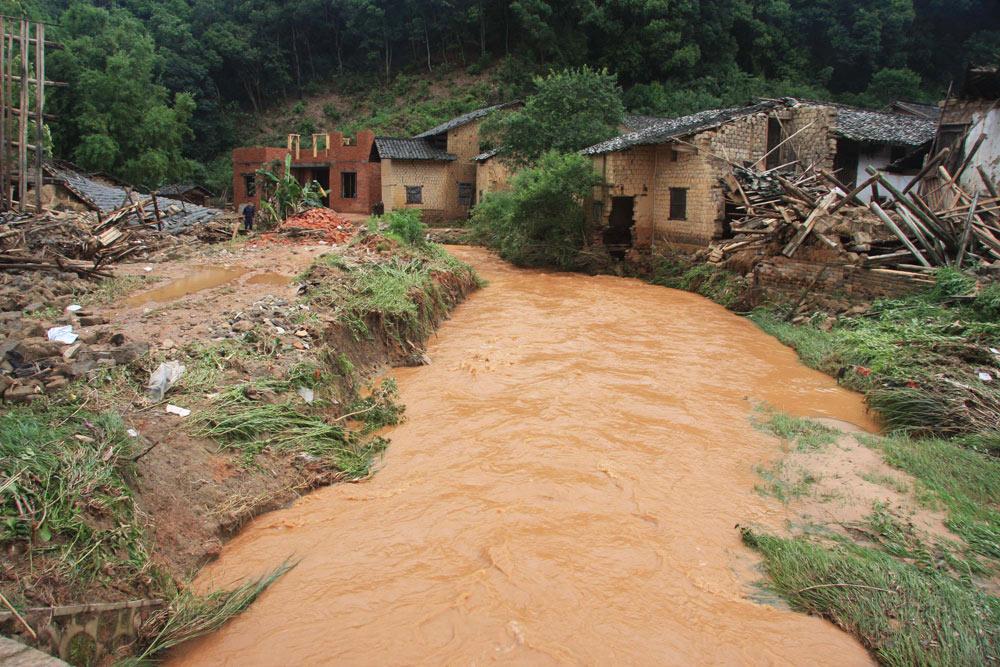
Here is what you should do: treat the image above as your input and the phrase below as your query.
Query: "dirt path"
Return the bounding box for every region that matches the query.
[167,247,882,665]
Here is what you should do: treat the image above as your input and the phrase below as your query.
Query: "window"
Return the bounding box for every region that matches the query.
[243,173,256,197]
[458,182,474,207]
[669,187,688,220]
[670,148,679,162]
[405,185,422,204]
[341,172,357,199]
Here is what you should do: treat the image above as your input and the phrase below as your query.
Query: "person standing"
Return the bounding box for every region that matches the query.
[242,202,256,232]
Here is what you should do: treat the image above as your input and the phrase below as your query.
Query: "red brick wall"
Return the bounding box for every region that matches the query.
[232,129,380,214]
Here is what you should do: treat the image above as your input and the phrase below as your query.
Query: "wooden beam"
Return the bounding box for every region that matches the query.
[956,192,978,268]
[902,146,949,194]
[870,201,932,268]
[0,17,6,210]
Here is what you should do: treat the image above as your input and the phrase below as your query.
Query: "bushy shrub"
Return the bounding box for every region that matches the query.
[471,151,599,269]
[380,209,427,246]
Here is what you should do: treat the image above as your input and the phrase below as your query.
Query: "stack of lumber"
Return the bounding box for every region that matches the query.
[713,158,1000,275]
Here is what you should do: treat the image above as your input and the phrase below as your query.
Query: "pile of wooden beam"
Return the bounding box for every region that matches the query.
[714,158,1000,275]
[0,209,163,278]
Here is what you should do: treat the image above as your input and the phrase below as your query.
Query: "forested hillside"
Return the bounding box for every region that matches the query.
[3,0,998,194]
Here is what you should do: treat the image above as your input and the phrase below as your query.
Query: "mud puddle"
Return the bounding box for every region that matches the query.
[126,266,247,307]
[169,247,877,665]
[244,272,293,287]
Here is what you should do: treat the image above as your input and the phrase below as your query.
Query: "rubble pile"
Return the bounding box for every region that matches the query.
[213,294,329,352]
[0,307,148,403]
[253,208,356,246]
[712,159,1000,275]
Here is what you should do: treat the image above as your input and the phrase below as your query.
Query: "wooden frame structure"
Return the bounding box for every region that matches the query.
[0,16,60,212]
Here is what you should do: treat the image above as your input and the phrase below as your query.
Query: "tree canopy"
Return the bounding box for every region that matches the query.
[3,0,997,189]
[483,67,624,166]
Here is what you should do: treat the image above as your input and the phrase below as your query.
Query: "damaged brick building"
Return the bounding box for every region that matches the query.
[581,99,936,252]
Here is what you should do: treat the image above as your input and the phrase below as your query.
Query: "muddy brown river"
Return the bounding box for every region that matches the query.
[170,247,876,665]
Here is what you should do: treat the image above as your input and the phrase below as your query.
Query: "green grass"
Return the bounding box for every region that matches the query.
[753,460,818,503]
[79,274,155,306]
[192,381,392,478]
[129,562,294,662]
[754,408,838,451]
[859,433,1000,563]
[742,528,1000,666]
[748,268,1000,444]
[651,257,748,308]
[0,400,150,591]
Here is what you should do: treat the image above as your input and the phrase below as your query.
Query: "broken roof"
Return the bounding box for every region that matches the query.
[886,100,941,121]
[156,183,213,197]
[412,102,520,139]
[45,163,224,234]
[373,137,456,161]
[473,146,503,162]
[960,65,1000,100]
[833,108,936,146]
[582,100,787,155]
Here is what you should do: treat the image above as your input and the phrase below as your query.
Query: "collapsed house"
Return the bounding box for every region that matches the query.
[233,102,520,222]
[581,99,937,253]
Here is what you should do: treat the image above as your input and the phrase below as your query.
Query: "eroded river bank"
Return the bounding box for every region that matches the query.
[170,246,877,665]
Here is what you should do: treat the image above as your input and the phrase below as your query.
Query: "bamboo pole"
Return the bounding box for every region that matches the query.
[33,21,42,210]
[0,17,6,210]
[16,18,26,211]
[870,201,932,268]
[956,192,978,268]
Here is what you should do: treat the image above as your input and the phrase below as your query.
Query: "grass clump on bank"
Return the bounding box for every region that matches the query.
[192,379,397,478]
[754,408,838,451]
[742,528,999,666]
[0,400,153,600]
[651,257,748,309]
[749,268,1000,447]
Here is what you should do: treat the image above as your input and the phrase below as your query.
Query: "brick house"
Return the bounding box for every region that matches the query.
[372,102,520,221]
[581,99,935,251]
[232,130,381,215]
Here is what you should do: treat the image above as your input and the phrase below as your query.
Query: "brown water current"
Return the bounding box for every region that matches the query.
[170,247,877,666]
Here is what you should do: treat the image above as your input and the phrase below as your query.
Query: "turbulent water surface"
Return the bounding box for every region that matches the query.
[169,247,876,666]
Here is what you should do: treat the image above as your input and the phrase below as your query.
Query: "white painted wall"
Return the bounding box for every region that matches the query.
[957,108,1000,195]
[855,146,910,203]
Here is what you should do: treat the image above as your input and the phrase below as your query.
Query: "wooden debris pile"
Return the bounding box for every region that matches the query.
[714,157,1000,276]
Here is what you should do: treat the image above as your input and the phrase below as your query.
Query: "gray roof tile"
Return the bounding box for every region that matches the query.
[834,108,936,146]
[374,137,456,161]
[582,100,787,155]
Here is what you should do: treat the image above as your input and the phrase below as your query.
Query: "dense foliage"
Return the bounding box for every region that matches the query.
[482,66,623,166]
[3,0,998,191]
[471,151,599,268]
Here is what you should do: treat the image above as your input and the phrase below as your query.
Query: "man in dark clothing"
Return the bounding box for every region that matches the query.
[243,203,255,231]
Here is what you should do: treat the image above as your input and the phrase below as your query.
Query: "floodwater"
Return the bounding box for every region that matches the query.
[170,247,876,666]
[125,266,247,307]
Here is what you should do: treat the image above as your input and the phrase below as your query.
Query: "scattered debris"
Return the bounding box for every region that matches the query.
[147,361,186,401]
[165,404,191,417]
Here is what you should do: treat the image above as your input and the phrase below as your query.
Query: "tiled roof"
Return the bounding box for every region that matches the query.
[582,100,787,155]
[156,183,212,197]
[45,163,224,234]
[373,137,456,161]
[623,114,670,131]
[413,102,520,138]
[834,108,936,146]
[473,146,502,162]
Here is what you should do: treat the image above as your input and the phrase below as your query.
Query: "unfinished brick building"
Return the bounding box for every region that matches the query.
[581,99,935,252]
[232,130,381,215]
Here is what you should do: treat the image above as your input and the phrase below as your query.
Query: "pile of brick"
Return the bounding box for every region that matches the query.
[1,308,147,403]
[253,208,355,246]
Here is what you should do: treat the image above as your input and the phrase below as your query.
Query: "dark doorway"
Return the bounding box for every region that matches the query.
[766,117,783,170]
[832,139,860,187]
[313,169,331,207]
[603,196,634,258]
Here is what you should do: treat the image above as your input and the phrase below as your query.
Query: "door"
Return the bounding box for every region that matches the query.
[603,196,634,256]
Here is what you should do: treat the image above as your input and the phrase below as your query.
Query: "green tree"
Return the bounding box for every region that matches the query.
[471,151,599,268]
[484,66,624,166]
[48,2,196,188]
